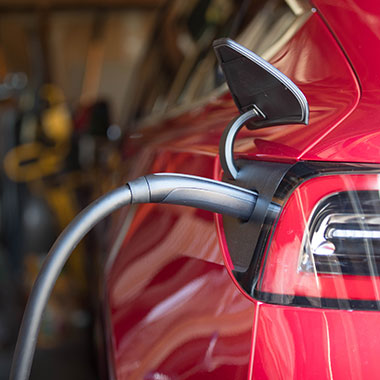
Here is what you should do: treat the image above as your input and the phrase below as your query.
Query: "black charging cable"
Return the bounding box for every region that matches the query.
[10,173,258,380]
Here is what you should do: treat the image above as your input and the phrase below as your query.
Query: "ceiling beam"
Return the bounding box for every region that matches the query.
[0,0,167,12]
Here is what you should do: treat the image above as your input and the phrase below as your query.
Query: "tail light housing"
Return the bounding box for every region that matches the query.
[218,162,380,310]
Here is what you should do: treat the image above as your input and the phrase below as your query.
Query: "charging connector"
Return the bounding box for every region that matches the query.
[130,173,257,220]
[10,173,257,380]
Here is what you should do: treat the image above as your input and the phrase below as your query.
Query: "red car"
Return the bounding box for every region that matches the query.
[10,0,380,379]
[104,0,380,379]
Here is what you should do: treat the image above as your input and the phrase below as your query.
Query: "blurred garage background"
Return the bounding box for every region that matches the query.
[0,0,301,378]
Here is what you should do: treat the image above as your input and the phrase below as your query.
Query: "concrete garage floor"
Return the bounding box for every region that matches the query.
[0,332,98,380]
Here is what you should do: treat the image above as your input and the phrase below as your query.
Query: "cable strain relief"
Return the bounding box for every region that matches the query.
[127,176,151,204]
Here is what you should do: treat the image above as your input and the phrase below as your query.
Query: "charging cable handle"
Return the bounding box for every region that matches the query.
[130,173,256,219]
[10,173,257,380]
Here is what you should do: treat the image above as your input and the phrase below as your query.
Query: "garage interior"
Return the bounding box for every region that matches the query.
[0,0,299,378]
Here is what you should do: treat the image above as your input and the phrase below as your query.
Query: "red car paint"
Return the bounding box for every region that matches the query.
[303,0,380,162]
[105,2,380,379]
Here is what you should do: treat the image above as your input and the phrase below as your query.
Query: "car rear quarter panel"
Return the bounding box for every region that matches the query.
[302,0,380,162]
[105,152,255,379]
[105,11,365,380]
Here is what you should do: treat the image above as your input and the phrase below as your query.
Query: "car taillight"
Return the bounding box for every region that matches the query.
[256,172,380,310]
[300,190,380,276]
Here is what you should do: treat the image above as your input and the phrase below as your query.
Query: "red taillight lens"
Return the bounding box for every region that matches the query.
[256,173,380,309]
